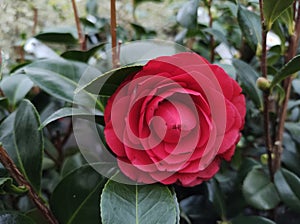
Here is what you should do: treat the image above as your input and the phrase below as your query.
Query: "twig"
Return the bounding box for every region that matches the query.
[32,7,38,35]
[274,1,300,172]
[0,146,58,224]
[111,0,119,68]
[208,0,215,62]
[259,0,274,181]
[71,0,86,51]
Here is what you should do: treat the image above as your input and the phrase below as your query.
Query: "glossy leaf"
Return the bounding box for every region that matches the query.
[133,0,163,8]
[50,165,106,224]
[0,100,43,193]
[263,0,294,30]
[0,212,35,224]
[207,178,226,220]
[243,168,280,210]
[282,133,300,176]
[231,215,276,224]
[271,55,300,88]
[0,74,34,107]
[285,122,300,144]
[40,107,103,128]
[15,59,102,108]
[35,27,78,44]
[202,28,229,46]
[279,6,294,35]
[60,153,85,177]
[101,180,178,224]
[14,100,43,192]
[86,0,98,16]
[0,177,27,195]
[237,5,261,51]
[176,0,199,28]
[274,168,300,212]
[232,59,262,109]
[81,65,143,95]
[61,43,105,63]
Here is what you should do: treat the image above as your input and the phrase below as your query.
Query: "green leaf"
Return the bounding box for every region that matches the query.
[40,107,104,129]
[61,43,105,63]
[263,0,294,30]
[231,215,276,224]
[133,0,163,8]
[0,177,27,195]
[202,28,229,46]
[100,180,178,224]
[35,27,78,44]
[275,168,300,212]
[0,212,36,224]
[271,55,300,88]
[279,6,294,35]
[0,74,34,107]
[237,5,261,51]
[86,0,99,16]
[0,100,43,193]
[50,165,106,224]
[80,65,143,95]
[285,122,300,144]
[15,59,102,108]
[282,133,300,176]
[232,59,262,109]
[176,0,199,28]
[242,168,280,210]
[207,178,226,220]
[60,153,85,177]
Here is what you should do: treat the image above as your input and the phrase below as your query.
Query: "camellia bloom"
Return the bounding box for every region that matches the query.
[104,52,246,187]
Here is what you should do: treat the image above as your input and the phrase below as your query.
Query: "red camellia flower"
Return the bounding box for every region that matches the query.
[104,52,246,187]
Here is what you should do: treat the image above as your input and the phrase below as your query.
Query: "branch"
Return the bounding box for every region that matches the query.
[208,0,215,62]
[71,0,86,51]
[0,146,58,224]
[274,0,300,172]
[259,0,274,181]
[32,7,38,35]
[111,0,119,68]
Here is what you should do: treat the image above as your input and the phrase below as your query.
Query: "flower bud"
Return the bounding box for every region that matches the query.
[256,77,271,92]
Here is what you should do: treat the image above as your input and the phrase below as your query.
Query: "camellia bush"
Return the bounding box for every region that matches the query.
[1,0,300,223]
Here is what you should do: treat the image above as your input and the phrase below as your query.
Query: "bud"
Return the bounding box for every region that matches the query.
[256,77,271,92]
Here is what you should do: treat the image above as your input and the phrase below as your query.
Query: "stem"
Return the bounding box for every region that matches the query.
[71,0,86,51]
[32,7,38,35]
[259,0,274,181]
[111,0,119,68]
[274,1,300,172]
[0,146,58,224]
[208,0,215,62]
